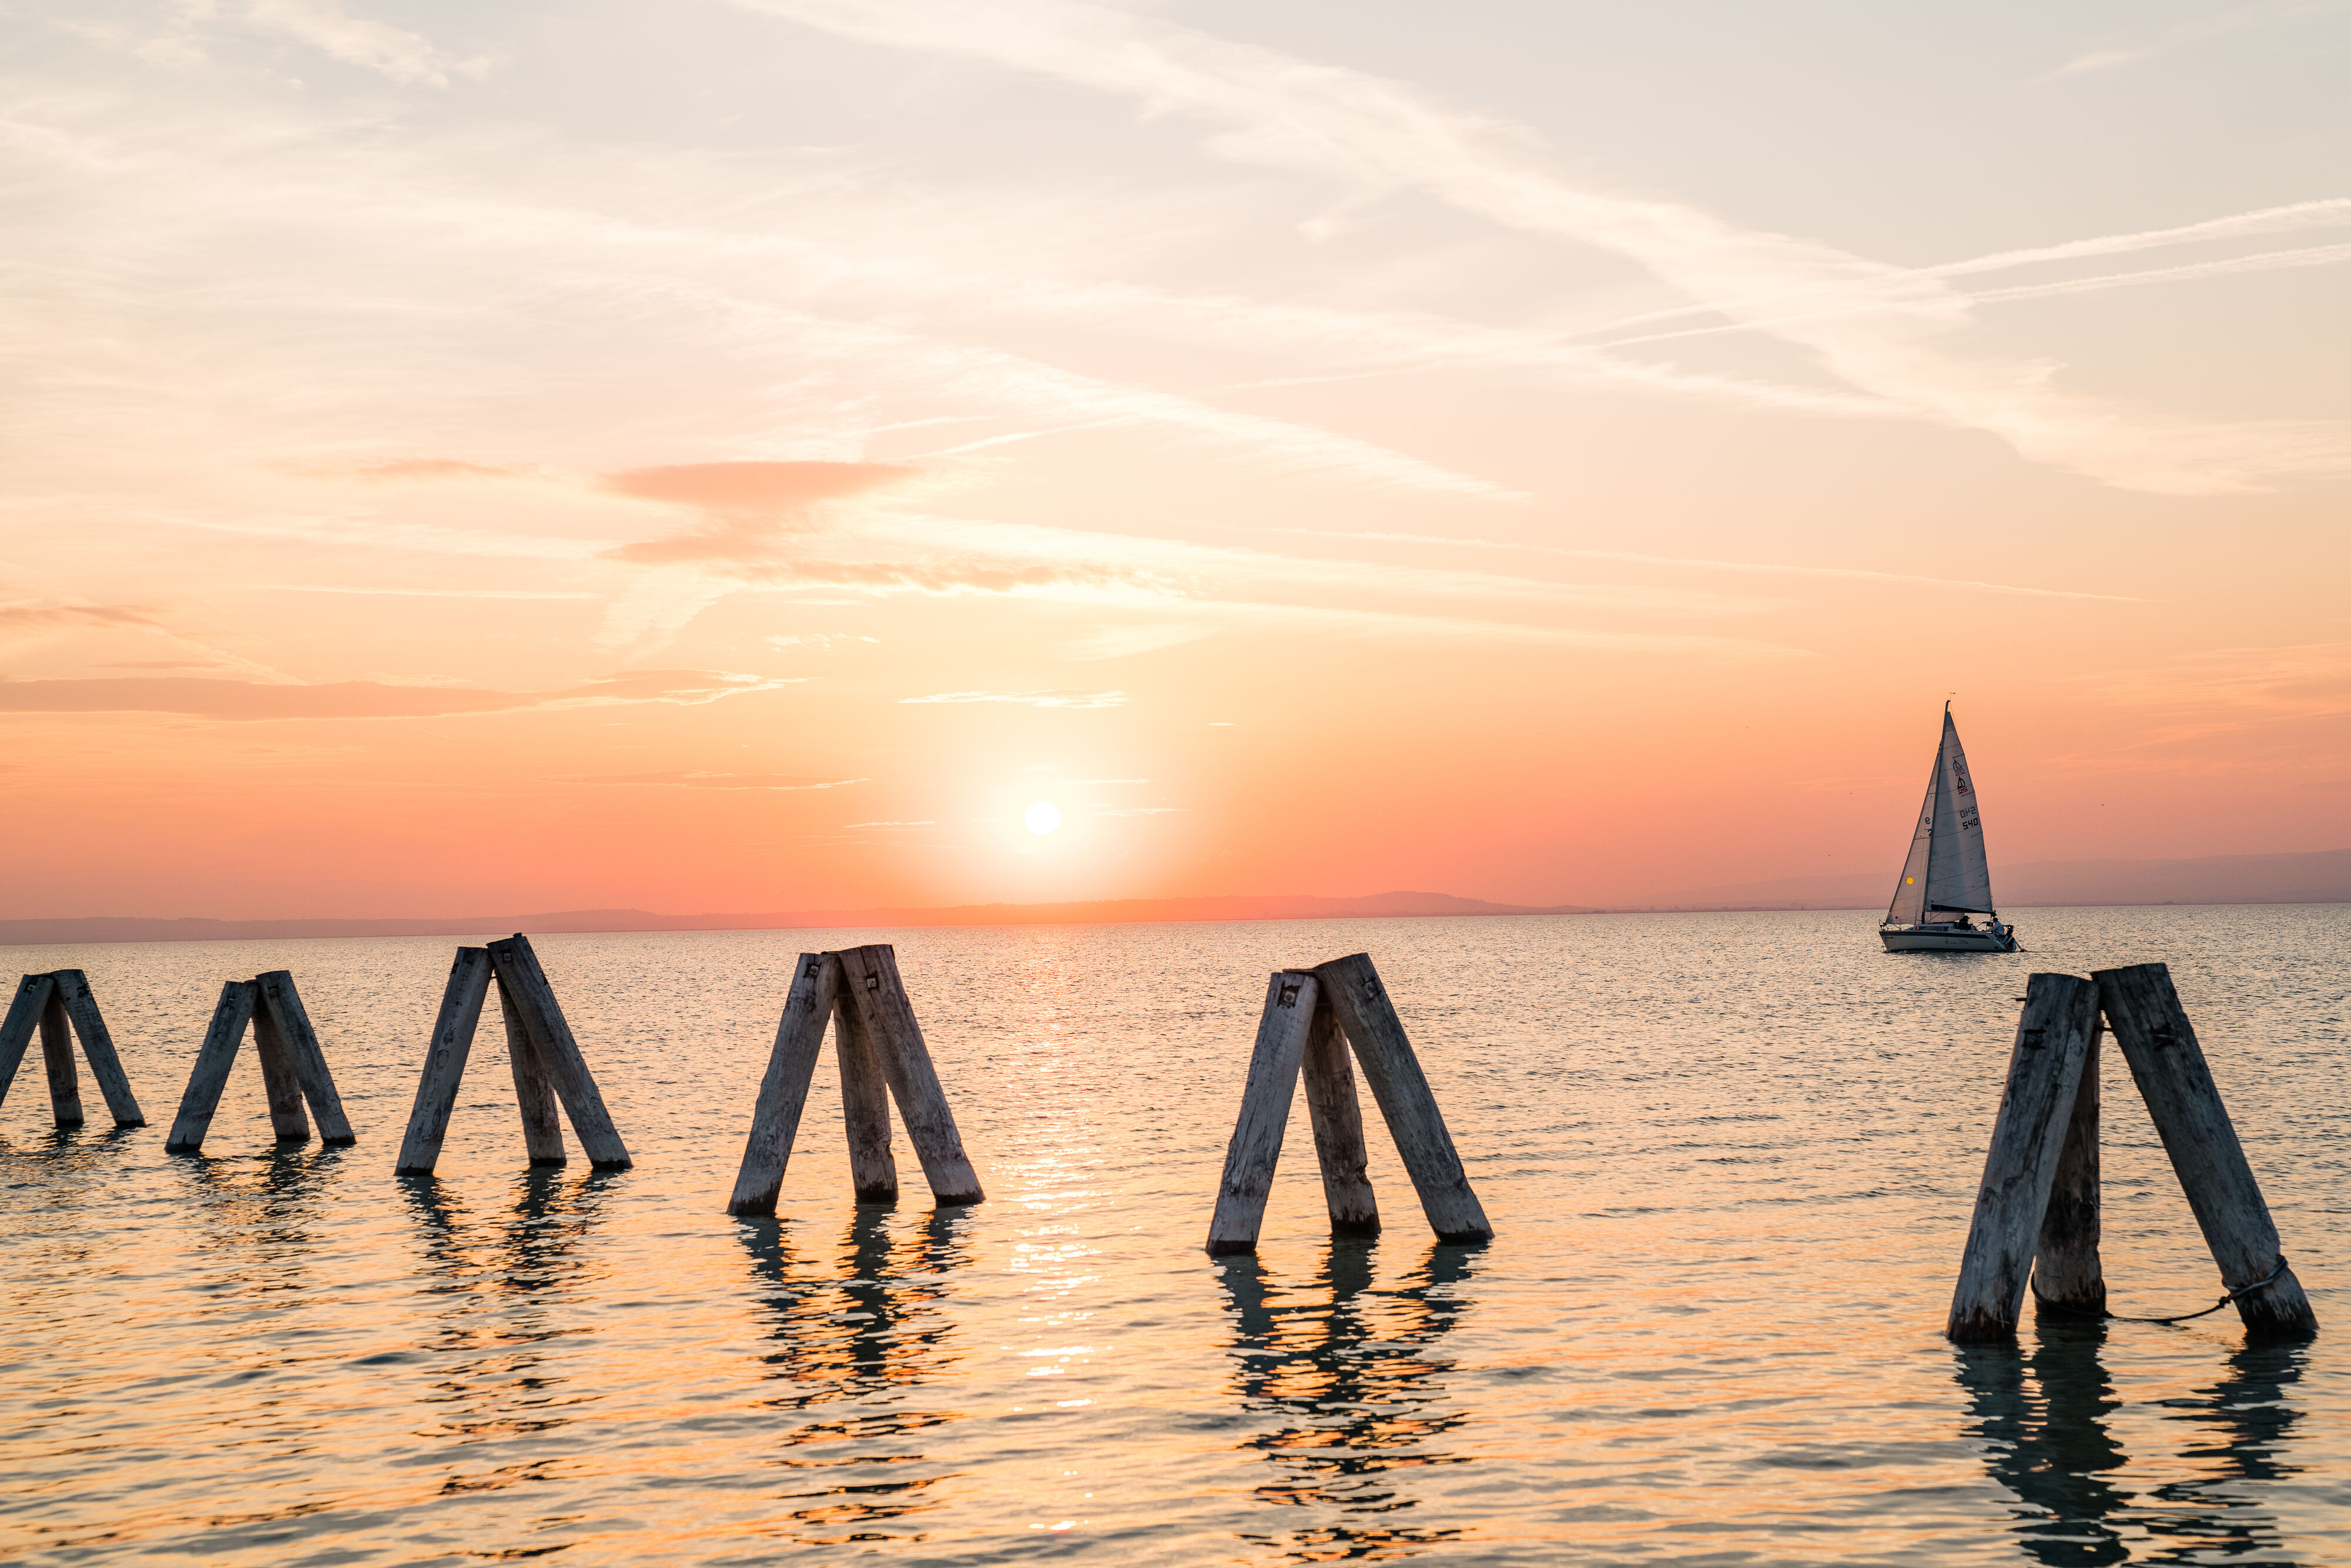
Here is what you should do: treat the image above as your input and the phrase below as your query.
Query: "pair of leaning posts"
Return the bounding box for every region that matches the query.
[1949,961,2316,1342]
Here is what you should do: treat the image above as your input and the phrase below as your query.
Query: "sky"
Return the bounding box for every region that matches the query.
[2,0,2347,919]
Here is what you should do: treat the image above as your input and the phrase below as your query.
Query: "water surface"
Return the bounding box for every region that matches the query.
[4,907,2346,1563]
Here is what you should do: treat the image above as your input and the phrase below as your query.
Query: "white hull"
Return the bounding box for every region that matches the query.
[1880,924,2019,953]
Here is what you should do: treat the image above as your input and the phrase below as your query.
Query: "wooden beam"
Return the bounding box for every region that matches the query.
[1947,971,2099,1342]
[1313,953,1491,1243]
[0,974,57,1114]
[727,952,838,1216]
[1301,995,1379,1236]
[39,984,83,1127]
[487,934,632,1170]
[51,971,144,1126]
[395,947,493,1176]
[1205,970,1318,1255]
[254,971,354,1145]
[2032,1024,2105,1316]
[2095,962,2317,1339]
[835,991,899,1204]
[164,980,259,1153]
[835,944,981,1204]
[250,987,313,1143]
[498,979,567,1167]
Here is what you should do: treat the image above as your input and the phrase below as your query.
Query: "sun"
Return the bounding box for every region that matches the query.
[1023,800,1061,836]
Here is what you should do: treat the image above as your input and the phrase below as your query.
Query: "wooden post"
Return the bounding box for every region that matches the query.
[499,981,567,1166]
[0,974,58,1115]
[164,981,262,1152]
[395,947,493,1176]
[835,944,980,1204]
[51,971,145,1126]
[835,994,899,1203]
[1205,970,1319,1255]
[254,971,354,1145]
[486,934,632,1170]
[1314,953,1492,1244]
[2032,1023,2106,1316]
[1947,971,2101,1342]
[39,984,84,1127]
[1300,996,1379,1236]
[2095,962,2317,1338]
[250,991,313,1143]
[727,953,839,1215]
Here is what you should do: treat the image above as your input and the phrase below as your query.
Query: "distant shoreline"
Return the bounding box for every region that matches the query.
[3,889,2345,947]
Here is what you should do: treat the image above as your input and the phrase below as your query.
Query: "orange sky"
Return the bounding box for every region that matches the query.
[4,1,2348,918]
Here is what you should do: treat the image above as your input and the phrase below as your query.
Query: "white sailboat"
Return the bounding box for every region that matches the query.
[1880,705,2020,953]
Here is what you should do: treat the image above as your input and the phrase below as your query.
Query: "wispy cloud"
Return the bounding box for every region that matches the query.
[0,669,801,721]
[740,0,2348,493]
[1273,529,2141,602]
[2044,2,2344,78]
[899,689,1128,707]
[0,602,165,632]
[250,584,599,599]
[246,0,481,88]
[554,770,865,789]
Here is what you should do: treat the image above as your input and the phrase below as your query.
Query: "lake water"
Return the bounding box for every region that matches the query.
[4,907,2346,1565]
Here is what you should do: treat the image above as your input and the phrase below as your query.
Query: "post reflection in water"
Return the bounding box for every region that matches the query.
[398,1168,615,1485]
[737,1206,974,1546]
[1955,1318,2309,1565]
[1219,1237,1476,1559]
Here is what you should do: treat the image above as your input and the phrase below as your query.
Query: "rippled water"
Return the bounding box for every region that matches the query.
[4,907,2347,1564]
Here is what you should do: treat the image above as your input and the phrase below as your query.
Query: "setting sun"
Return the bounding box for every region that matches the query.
[1024,802,1062,836]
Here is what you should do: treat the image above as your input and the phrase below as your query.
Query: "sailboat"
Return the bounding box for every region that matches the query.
[1880,705,2020,953]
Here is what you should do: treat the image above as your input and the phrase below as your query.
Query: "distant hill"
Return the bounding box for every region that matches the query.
[1644,846,2351,912]
[0,890,1594,947]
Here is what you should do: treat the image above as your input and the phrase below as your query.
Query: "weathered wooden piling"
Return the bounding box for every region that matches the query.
[395,937,632,1175]
[498,983,567,1165]
[726,953,840,1216]
[725,944,980,1214]
[836,944,983,1205]
[1206,970,1321,1255]
[2094,962,2316,1339]
[1205,953,1490,1255]
[1947,972,2101,1341]
[835,994,900,1204]
[1315,953,1492,1245]
[396,947,493,1175]
[486,935,632,1170]
[1301,999,1379,1237]
[1,970,145,1128]
[2032,1023,2106,1316]
[164,971,353,1152]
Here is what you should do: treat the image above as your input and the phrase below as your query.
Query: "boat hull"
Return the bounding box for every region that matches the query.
[1880,925,2019,953]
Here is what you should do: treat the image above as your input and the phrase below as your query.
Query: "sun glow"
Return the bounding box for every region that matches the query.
[1024,800,1063,836]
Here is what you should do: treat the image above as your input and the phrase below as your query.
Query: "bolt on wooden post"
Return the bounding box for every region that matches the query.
[0,971,145,1128]
[1206,952,1491,1256]
[1946,961,2316,1342]
[394,935,633,1176]
[165,970,354,1153]
[727,944,983,1215]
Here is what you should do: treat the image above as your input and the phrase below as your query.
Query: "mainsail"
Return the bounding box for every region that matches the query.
[1884,708,1997,924]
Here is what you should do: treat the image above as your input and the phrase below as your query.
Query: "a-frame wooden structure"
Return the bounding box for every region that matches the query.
[166,970,353,1151]
[728,944,983,1214]
[0,970,143,1129]
[1206,952,1491,1255]
[1948,963,2315,1341]
[395,934,632,1175]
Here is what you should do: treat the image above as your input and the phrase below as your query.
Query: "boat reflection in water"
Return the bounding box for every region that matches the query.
[1955,1316,2308,1564]
[738,1208,974,1546]
[1218,1238,1476,1557]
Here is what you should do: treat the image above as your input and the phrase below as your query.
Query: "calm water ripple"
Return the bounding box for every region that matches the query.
[3,908,2346,1563]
